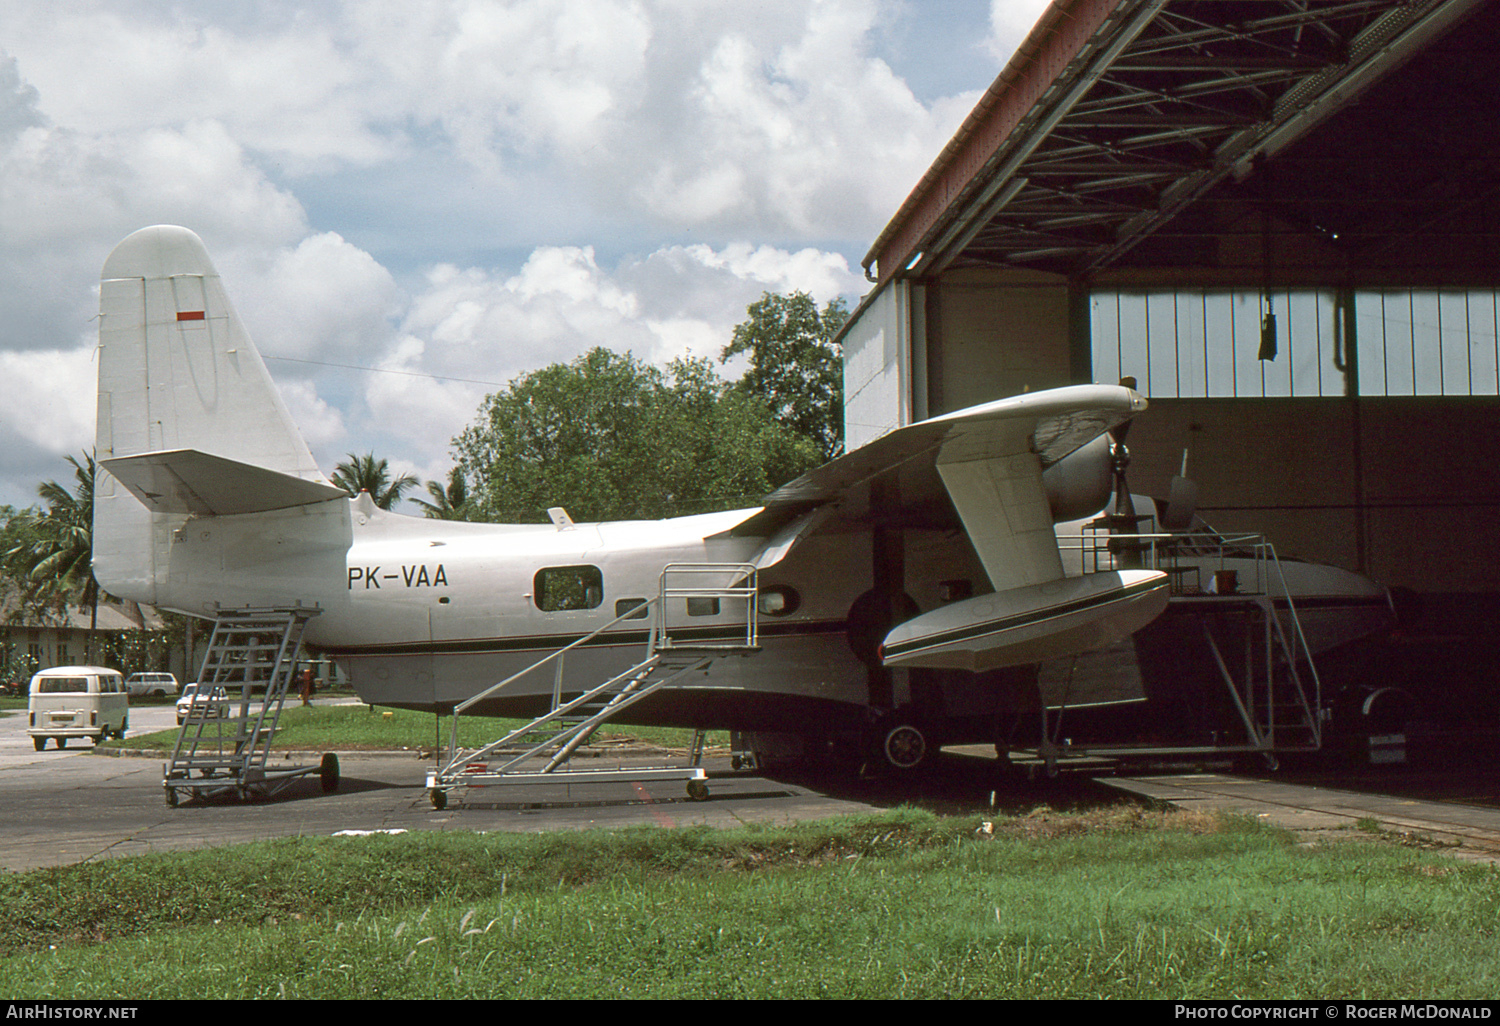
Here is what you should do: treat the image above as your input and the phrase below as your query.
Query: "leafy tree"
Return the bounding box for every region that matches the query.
[414,467,470,520]
[3,454,105,653]
[453,347,820,523]
[723,291,848,460]
[331,453,419,511]
[0,502,40,623]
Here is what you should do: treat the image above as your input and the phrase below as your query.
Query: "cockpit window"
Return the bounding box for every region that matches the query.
[534,565,604,611]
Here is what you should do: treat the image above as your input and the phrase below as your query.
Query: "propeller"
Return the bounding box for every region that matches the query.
[1160,448,1199,532]
[1102,378,1147,567]
[1092,378,1203,573]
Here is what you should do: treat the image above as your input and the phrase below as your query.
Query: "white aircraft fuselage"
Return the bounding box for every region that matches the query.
[91,225,1171,754]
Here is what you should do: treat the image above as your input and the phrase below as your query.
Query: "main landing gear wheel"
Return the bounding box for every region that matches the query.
[880,721,931,772]
[320,753,340,793]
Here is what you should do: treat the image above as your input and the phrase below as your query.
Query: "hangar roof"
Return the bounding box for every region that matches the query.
[866,0,1500,290]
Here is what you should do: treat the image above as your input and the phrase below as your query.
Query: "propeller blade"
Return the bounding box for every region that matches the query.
[1160,475,1198,531]
[1109,377,1137,446]
[1107,375,1145,566]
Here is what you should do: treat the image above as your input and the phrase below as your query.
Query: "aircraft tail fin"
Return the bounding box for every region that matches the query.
[93,225,338,604]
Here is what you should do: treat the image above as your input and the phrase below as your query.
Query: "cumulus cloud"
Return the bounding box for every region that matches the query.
[274,378,348,452]
[0,346,94,452]
[614,1,953,237]
[0,0,1014,508]
[398,239,861,380]
[0,3,397,173]
[985,0,1053,63]
[0,345,96,506]
[225,231,401,363]
[4,1,961,238]
[345,239,865,487]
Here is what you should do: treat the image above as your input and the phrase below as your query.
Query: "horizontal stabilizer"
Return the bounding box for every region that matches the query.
[880,570,1169,672]
[102,449,350,516]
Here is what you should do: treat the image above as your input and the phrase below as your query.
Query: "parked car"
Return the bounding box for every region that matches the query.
[125,672,179,697]
[176,682,230,725]
[28,666,129,750]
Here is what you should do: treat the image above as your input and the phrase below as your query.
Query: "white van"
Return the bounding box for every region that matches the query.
[27,666,129,750]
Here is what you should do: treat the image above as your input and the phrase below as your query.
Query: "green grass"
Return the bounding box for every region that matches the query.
[0,807,1496,999]
[103,703,727,753]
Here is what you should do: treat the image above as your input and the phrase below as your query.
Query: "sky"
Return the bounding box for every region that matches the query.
[0,0,1051,512]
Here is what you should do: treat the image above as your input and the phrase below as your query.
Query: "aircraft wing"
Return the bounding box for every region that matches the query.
[729,383,1145,588]
[726,384,1167,671]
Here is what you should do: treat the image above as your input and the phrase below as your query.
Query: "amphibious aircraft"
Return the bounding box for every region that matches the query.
[91,225,1168,770]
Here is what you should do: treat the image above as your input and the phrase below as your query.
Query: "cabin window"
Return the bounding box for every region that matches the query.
[615,598,649,620]
[757,586,801,617]
[534,565,604,612]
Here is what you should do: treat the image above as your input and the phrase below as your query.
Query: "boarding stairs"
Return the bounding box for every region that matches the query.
[163,606,338,805]
[1035,528,1323,774]
[426,564,759,809]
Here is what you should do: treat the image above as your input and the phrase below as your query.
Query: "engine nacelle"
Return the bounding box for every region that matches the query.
[1042,435,1113,522]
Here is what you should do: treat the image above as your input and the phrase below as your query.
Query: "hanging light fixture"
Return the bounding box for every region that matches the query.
[1258,156,1278,362]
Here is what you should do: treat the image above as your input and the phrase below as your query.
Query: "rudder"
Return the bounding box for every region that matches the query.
[93,225,335,605]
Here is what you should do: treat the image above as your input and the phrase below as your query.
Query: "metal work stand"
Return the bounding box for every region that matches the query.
[163,606,339,805]
[426,564,759,809]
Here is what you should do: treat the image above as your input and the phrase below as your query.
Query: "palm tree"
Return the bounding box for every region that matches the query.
[4,453,105,657]
[413,467,469,520]
[331,453,419,511]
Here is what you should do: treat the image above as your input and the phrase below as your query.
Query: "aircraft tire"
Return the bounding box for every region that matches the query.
[878,718,932,772]
[320,753,340,793]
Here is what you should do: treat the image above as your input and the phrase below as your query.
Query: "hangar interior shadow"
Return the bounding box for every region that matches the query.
[844,0,1500,767]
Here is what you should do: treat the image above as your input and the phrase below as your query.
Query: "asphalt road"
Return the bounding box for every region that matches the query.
[8,697,1500,873]
[0,699,899,871]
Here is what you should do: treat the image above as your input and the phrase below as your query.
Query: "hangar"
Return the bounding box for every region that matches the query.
[842,0,1500,625]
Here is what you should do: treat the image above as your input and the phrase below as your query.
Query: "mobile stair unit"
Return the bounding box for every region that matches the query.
[163,606,339,805]
[1024,529,1324,777]
[426,564,759,809]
